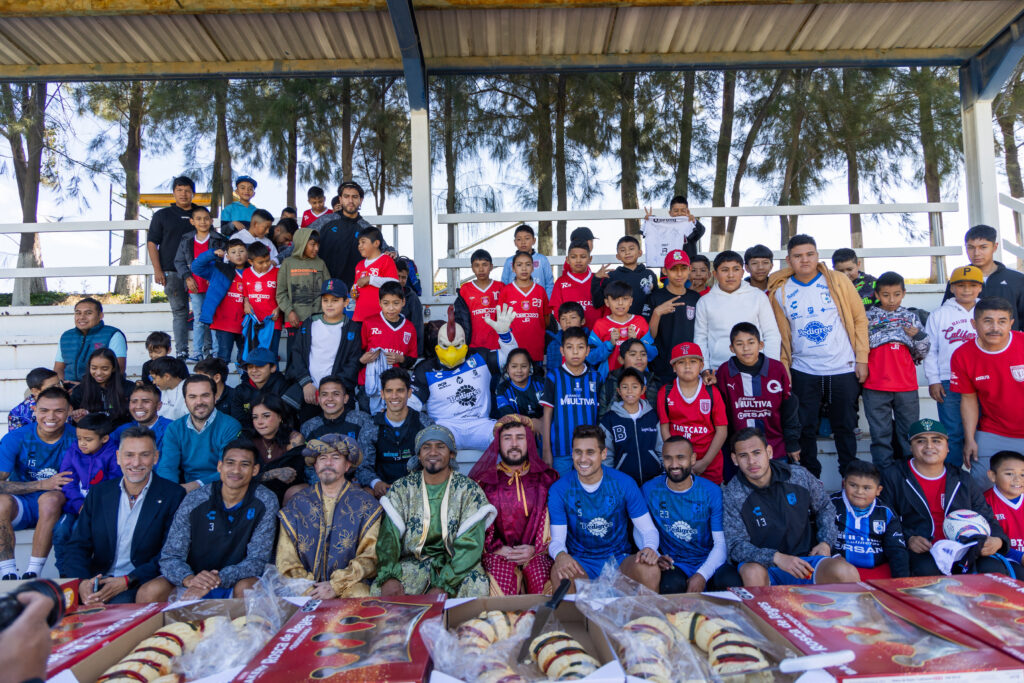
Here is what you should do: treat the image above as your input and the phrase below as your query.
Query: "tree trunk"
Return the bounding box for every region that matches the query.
[727,71,787,247]
[846,143,863,249]
[779,71,808,247]
[341,77,353,181]
[916,67,945,282]
[998,110,1024,269]
[555,73,568,254]
[674,72,695,198]
[286,115,298,209]
[374,79,389,215]
[710,71,736,250]
[443,78,458,254]
[619,73,640,236]
[215,81,233,218]
[536,76,555,255]
[9,83,47,304]
[115,81,144,295]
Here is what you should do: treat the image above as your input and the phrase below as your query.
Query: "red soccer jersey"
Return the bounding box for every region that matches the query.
[241,266,282,330]
[550,270,601,330]
[501,281,549,362]
[911,462,947,541]
[301,208,331,228]
[986,487,1024,558]
[864,342,918,392]
[950,332,1024,439]
[592,314,649,372]
[192,237,211,293]
[656,379,728,484]
[459,280,502,350]
[211,270,245,333]
[353,254,399,323]
[358,312,418,385]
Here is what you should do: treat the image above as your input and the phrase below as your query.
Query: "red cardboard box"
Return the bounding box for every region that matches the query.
[233,595,445,683]
[870,574,1024,663]
[46,602,165,676]
[731,583,1024,681]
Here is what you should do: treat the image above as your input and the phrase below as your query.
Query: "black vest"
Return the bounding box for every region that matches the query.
[186,481,267,574]
[373,410,426,484]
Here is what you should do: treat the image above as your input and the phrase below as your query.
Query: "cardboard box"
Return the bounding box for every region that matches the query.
[731,583,1024,682]
[51,598,298,683]
[869,574,1024,663]
[47,602,165,677]
[438,594,623,683]
[233,595,445,683]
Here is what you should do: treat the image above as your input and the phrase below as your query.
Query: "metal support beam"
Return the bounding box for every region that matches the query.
[410,107,434,305]
[386,0,427,110]
[0,58,401,82]
[961,92,1001,246]
[960,10,1024,108]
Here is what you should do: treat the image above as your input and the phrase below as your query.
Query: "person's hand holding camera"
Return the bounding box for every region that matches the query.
[0,591,54,682]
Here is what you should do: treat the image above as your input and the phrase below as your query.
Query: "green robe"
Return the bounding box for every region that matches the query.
[372,469,496,597]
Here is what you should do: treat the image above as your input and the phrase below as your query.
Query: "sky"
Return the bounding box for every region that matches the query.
[0,101,1018,295]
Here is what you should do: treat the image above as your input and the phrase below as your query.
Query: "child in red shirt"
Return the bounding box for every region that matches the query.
[985,450,1024,564]
[590,279,656,373]
[456,248,502,350]
[501,250,549,362]
[241,241,282,355]
[359,281,418,408]
[301,185,331,227]
[656,342,728,484]
[550,240,605,330]
[351,227,398,323]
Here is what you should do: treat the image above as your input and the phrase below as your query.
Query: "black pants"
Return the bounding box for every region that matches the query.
[791,369,860,478]
[909,551,1024,578]
[659,563,743,594]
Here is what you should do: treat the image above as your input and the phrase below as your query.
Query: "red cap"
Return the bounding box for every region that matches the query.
[670,342,703,364]
[664,249,690,269]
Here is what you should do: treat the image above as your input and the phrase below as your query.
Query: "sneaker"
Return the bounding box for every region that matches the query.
[187,353,204,362]
[0,573,17,581]
[176,351,190,361]
[20,571,37,579]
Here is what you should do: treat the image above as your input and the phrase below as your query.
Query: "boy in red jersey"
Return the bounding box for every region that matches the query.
[550,240,605,330]
[455,248,502,351]
[351,227,398,323]
[590,280,657,373]
[657,342,728,484]
[501,250,550,363]
[241,241,282,356]
[301,185,331,228]
[359,281,418,411]
[986,450,1024,565]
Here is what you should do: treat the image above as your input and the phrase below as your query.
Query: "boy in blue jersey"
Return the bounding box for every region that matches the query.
[644,436,741,593]
[0,387,77,579]
[541,327,602,475]
[548,425,661,591]
[829,459,910,579]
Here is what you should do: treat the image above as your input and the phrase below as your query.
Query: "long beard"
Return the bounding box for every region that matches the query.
[667,467,692,484]
[500,449,528,467]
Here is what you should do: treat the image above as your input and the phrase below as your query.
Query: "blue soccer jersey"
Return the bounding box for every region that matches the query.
[643,474,722,576]
[541,364,600,474]
[549,466,648,563]
[0,424,77,482]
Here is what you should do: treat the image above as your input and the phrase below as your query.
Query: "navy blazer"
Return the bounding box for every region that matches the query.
[62,474,185,586]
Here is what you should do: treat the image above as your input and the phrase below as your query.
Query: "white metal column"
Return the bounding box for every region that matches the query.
[410,107,435,304]
[961,98,1000,230]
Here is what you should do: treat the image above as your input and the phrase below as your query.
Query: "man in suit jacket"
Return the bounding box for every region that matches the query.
[62,425,185,604]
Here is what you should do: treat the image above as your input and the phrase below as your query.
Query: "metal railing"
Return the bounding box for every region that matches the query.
[0,215,414,305]
[435,202,961,297]
[998,193,1024,265]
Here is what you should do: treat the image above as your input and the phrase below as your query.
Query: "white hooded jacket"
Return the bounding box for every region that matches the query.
[694,280,782,371]
[923,297,977,384]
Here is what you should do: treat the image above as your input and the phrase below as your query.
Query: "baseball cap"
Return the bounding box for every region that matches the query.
[664,250,690,270]
[908,418,948,440]
[321,279,350,297]
[670,342,703,364]
[949,265,984,285]
[570,227,597,242]
[243,347,277,367]
[235,175,257,189]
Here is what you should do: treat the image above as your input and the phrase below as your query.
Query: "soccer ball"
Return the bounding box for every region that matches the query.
[942,509,991,542]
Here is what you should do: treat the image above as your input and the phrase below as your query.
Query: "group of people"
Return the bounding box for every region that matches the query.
[2,183,1024,602]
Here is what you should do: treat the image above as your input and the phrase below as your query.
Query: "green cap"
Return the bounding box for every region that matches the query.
[908,418,947,440]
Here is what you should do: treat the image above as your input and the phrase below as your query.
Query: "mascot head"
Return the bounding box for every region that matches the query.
[436,306,468,369]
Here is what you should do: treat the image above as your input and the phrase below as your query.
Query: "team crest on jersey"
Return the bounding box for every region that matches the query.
[586,517,611,537]
[403,331,412,344]
[873,520,886,534]
[467,357,478,369]
[820,292,833,306]
[670,520,696,541]
[641,275,654,294]
[589,381,596,392]
[521,301,529,311]
[1012,365,1024,382]
[766,379,783,394]
[254,282,263,292]
[699,399,711,414]
[686,305,695,320]
[482,297,489,306]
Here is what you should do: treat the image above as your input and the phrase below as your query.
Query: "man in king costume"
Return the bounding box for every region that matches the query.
[469,414,557,595]
[373,425,497,597]
[276,434,382,598]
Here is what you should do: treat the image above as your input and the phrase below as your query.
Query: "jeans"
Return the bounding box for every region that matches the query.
[52,512,77,577]
[163,271,190,355]
[215,330,244,364]
[935,380,964,468]
[189,292,214,357]
[862,388,918,471]
[791,369,860,479]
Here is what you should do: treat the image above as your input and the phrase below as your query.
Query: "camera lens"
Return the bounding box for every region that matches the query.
[0,579,66,631]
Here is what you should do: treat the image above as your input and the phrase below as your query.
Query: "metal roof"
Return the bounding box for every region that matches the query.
[0,0,1021,80]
